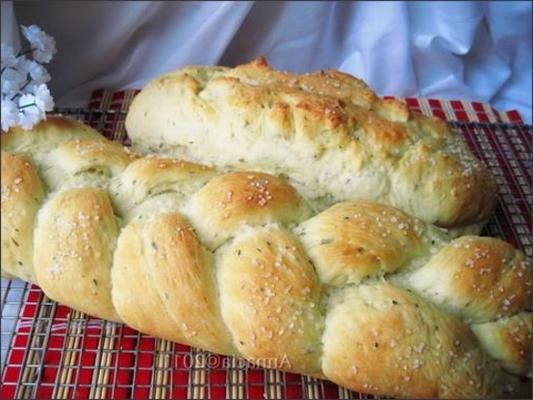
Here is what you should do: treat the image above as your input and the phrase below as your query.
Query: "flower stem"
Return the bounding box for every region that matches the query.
[18,103,37,110]
[16,48,33,57]
[10,78,31,101]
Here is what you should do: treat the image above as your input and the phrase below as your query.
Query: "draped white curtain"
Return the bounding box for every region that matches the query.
[2,1,531,122]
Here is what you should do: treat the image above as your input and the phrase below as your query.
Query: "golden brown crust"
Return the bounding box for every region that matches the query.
[472,313,533,376]
[126,58,497,229]
[392,134,498,227]
[112,213,235,354]
[407,236,532,323]
[231,56,377,110]
[42,139,141,191]
[187,172,311,248]
[219,226,323,374]
[322,283,501,397]
[34,188,120,321]
[1,116,102,155]
[53,138,140,172]
[297,202,425,285]
[1,153,44,282]
[111,221,174,334]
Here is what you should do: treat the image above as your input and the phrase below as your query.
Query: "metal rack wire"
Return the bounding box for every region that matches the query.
[1,108,531,399]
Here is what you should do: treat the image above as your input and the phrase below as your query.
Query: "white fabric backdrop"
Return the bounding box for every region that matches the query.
[2,1,531,122]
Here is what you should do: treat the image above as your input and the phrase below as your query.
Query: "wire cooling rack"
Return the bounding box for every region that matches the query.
[1,106,532,400]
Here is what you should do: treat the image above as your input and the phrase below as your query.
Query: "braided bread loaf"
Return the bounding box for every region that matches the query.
[126,57,496,232]
[1,117,531,398]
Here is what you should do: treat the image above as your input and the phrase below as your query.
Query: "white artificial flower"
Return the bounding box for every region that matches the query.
[1,98,19,131]
[15,56,31,76]
[24,80,38,95]
[1,66,26,97]
[33,84,54,111]
[1,44,17,70]
[1,24,56,130]
[21,25,56,63]
[18,94,43,129]
[18,93,35,108]
[19,106,43,130]
[27,60,50,83]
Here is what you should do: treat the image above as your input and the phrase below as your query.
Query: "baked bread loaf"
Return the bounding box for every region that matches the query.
[2,117,531,398]
[126,57,496,233]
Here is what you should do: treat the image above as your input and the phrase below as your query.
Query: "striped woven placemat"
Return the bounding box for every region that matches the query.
[88,89,525,123]
[1,90,531,399]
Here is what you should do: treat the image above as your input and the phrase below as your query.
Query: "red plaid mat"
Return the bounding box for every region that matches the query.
[1,90,531,400]
[88,89,525,123]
